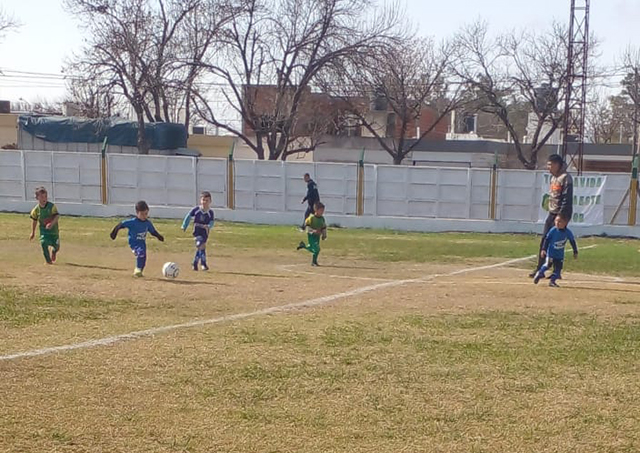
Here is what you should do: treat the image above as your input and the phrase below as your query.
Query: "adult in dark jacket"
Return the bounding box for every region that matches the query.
[531,154,574,276]
[301,173,320,229]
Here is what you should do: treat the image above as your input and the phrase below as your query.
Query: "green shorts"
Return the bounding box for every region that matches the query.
[40,235,60,250]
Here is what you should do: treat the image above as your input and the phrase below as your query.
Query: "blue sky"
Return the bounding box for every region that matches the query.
[0,0,639,102]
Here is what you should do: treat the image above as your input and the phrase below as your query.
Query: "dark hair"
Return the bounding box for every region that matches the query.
[304,173,310,178]
[34,186,47,197]
[547,154,564,165]
[200,191,211,199]
[314,202,325,211]
[135,200,149,212]
[557,213,570,222]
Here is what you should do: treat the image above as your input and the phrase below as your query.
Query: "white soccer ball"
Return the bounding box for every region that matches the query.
[162,262,180,279]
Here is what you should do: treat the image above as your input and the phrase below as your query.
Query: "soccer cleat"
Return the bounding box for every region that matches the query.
[549,280,559,288]
[311,260,319,267]
[133,268,143,278]
[296,241,306,250]
[201,263,209,271]
[533,272,543,284]
[51,248,57,263]
[528,271,536,278]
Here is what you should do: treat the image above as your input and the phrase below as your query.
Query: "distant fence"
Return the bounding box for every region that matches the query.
[0,150,637,226]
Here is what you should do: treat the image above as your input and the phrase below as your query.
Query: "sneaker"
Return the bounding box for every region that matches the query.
[296,241,306,250]
[533,272,543,284]
[201,263,209,271]
[193,262,198,271]
[51,248,57,263]
[528,271,536,278]
[549,280,559,288]
[133,268,143,278]
[312,261,319,267]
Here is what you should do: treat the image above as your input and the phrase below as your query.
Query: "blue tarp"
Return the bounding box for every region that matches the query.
[19,115,187,150]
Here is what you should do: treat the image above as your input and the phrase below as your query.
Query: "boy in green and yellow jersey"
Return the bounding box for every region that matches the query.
[297,202,327,266]
[29,187,60,265]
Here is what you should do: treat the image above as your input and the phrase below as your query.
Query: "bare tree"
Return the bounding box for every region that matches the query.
[619,46,640,154]
[192,0,401,160]
[454,21,581,169]
[321,36,466,164]
[586,92,634,144]
[63,77,121,118]
[64,0,230,152]
[0,7,20,41]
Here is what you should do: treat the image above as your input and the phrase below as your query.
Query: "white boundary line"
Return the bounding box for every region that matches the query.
[0,249,586,362]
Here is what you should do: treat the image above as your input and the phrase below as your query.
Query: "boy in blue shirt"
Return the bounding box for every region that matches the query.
[182,191,215,271]
[533,214,578,287]
[110,200,165,277]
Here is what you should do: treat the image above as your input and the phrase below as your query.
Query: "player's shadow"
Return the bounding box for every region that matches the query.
[312,264,380,271]
[64,262,122,271]
[216,271,290,279]
[152,278,226,286]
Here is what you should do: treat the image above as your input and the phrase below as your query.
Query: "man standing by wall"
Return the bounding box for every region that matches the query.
[530,154,574,277]
[301,173,320,230]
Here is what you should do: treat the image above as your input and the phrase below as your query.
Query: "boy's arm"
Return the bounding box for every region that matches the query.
[540,230,553,257]
[30,219,37,240]
[181,212,191,231]
[45,204,59,229]
[208,210,215,229]
[110,222,124,240]
[29,207,38,240]
[568,230,578,257]
[148,222,165,242]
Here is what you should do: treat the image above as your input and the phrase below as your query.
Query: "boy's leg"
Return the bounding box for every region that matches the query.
[550,260,563,286]
[534,258,551,284]
[200,243,209,270]
[531,213,556,276]
[304,233,315,253]
[50,236,60,262]
[308,235,320,265]
[133,245,146,276]
[40,238,52,264]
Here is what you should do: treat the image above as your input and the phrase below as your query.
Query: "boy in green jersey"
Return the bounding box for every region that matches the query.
[29,187,60,264]
[297,202,327,266]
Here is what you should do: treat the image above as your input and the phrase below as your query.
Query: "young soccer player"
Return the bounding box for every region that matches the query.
[182,191,215,271]
[533,214,578,287]
[29,187,60,264]
[110,200,165,277]
[296,202,327,266]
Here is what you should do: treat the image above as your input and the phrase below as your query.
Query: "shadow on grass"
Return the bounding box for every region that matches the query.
[64,262,123,272]
[313,264,380,271]
[150,278,227,286]
[216,271,290,279]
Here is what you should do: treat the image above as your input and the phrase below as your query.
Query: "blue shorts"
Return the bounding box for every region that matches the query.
[130,244,146,257]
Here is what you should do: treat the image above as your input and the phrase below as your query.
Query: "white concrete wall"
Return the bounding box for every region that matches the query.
[1,150,639,235]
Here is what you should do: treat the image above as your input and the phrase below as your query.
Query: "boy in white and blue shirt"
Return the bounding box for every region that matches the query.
[534,214,578,287]
[182,191,215,271]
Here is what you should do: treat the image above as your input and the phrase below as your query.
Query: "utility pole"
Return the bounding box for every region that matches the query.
[561,0,590,175]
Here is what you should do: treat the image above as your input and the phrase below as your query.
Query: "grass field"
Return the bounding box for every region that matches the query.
[1,212,640,452]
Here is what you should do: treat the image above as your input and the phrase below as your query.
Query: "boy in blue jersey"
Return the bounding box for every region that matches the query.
[182,191,215,271]
[533,214,578,287]
[109,200,165,277]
